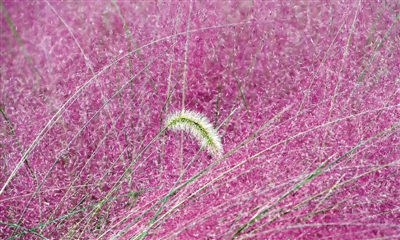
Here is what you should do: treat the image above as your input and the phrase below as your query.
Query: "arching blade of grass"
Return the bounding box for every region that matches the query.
[0,20,250,197]
[4,190,146,239]
[250,153,400,237]
[233,123,398,238]
[105,108,237,239]
[356,13,400,83]
[10,44,175,238]
[132,105,397,239]
[0,107,34,178]
[138,108,235,239]
[125,105,291,239]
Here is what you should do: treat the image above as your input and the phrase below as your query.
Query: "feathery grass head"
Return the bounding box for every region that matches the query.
[165,110,223,158]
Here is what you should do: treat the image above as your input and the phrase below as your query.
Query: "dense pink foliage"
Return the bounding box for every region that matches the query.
[1,1,399,239]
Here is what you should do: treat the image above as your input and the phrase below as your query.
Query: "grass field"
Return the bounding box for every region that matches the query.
[1,1,399,239]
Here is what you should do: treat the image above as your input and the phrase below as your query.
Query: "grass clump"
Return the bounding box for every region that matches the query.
[1,0,399,239]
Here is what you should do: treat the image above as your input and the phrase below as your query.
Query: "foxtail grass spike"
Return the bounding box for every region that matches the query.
[165,110,223,158]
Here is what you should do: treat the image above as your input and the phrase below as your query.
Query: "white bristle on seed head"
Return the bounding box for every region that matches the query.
[165,110,223,158]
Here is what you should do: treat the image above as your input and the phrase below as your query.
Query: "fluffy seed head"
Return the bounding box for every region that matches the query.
[165,110,223,158]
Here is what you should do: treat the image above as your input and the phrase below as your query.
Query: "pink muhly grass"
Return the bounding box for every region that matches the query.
[1,0,399,239]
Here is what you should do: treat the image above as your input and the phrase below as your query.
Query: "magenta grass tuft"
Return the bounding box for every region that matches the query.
[1,1,399,239]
